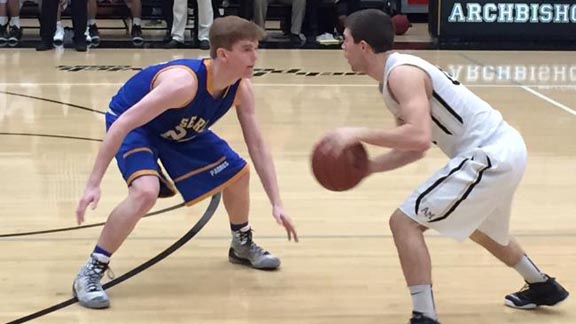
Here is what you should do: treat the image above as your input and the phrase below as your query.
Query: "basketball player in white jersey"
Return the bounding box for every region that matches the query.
[321,9,569,324]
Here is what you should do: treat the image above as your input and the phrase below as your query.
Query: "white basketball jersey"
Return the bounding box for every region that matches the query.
[380,53,507,158]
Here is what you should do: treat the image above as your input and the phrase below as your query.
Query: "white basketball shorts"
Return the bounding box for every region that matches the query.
[399,126,527,245]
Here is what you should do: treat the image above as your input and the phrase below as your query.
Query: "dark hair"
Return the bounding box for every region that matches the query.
[209,16,266,58]
[345,9,394,53]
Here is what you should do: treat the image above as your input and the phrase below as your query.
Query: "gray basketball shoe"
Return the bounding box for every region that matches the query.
[72,253,110,309]
[229,229,280,270]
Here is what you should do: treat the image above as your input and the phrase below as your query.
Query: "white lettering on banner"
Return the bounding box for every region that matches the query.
[447,2,576,23]
[446,64,576,83]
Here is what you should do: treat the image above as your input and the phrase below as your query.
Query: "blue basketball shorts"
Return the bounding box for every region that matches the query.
[106,113,248,206]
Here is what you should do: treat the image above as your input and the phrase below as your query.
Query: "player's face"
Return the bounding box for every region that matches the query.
[341,29,363,73]
[228,40,259,78]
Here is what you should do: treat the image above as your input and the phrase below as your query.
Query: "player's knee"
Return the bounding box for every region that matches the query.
[129,178,159,211]
[132,187,158,211]
[389,209,422,235]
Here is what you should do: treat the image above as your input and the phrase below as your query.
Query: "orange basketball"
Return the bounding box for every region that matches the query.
[311,140,369,192]
[392,15,411,36]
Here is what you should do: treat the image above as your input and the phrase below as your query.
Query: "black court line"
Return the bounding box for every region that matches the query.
[6,192,220,324]
[0,132,103,143]
[0,132,185,238]
[0,203,185,238]
[0,90,106,115]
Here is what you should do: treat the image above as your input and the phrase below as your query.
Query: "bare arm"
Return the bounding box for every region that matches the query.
[235,78,298,241]
[369,149,425,173]
[321,65,433,175]
[76,67,197,223]
[235,79,281,207]
[355,65,433,151]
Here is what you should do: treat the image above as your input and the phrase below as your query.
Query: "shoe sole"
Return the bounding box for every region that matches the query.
[91,39,101,47]
[72,283,110,309]
[505,291,569,310]
[132,37,144,47]
[228,249,279,270]
[505,299,537,309]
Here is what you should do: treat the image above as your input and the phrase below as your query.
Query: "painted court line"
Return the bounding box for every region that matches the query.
[521,86,576,117]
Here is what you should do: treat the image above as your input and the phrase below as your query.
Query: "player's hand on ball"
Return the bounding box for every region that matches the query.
[320,127,360,157]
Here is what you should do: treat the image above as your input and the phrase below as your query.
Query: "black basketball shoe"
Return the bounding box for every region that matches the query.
[505,275,569,309]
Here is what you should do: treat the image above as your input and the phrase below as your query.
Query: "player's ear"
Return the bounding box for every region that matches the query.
[359,40,368,53]
[216,47,227,60]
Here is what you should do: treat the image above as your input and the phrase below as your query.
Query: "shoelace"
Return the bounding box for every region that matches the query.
[237,229,253,244]
[248,241,268,257]
[82,258,114,292]
[237,230,269,257]
[515,283,539,299]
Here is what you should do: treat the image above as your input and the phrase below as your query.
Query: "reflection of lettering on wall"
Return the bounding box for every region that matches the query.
[446,64,576,83]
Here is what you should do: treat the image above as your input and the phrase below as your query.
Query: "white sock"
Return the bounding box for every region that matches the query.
[92,252,111,264]
[232,224,251,245]
[0,17,8,26]
[409,285,437,320]
[513,255,547,283]
[9,16,19,28]
[88,19,97,26]
[132,17,141,26]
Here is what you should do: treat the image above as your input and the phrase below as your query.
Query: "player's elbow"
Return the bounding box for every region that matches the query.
[412,138,431,152]
[407,133,431,152]
[408,150,426,161]
[403,124,431,152]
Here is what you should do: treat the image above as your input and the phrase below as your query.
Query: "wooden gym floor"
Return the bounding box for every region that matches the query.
[0,48,574,324]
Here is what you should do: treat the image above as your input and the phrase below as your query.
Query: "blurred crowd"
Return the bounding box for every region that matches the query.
[0,0,400,51]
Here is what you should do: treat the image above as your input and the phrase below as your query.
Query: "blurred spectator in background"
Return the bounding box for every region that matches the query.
[86,0,143,47]
[163,0,213,49]
[253,0,305,47]
[0,0,22,47]
[37,0,88,51]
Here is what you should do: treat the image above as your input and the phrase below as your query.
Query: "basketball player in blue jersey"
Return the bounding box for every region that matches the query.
[72,16,298,309]
[320,10,568,324]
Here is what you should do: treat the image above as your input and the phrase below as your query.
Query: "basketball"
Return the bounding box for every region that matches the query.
[311,140,369,192]
[392,15,411,35]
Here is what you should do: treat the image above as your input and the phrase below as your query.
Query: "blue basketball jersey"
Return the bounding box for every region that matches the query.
[109,58,241,143]
[106,58,248,205]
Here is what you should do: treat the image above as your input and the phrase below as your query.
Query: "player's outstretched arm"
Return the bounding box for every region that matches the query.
[76,68,198,224]
[234,78,298,242]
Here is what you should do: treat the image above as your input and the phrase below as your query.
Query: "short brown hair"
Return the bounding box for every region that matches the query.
[345,9,394,54]
[209,16,266,58]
